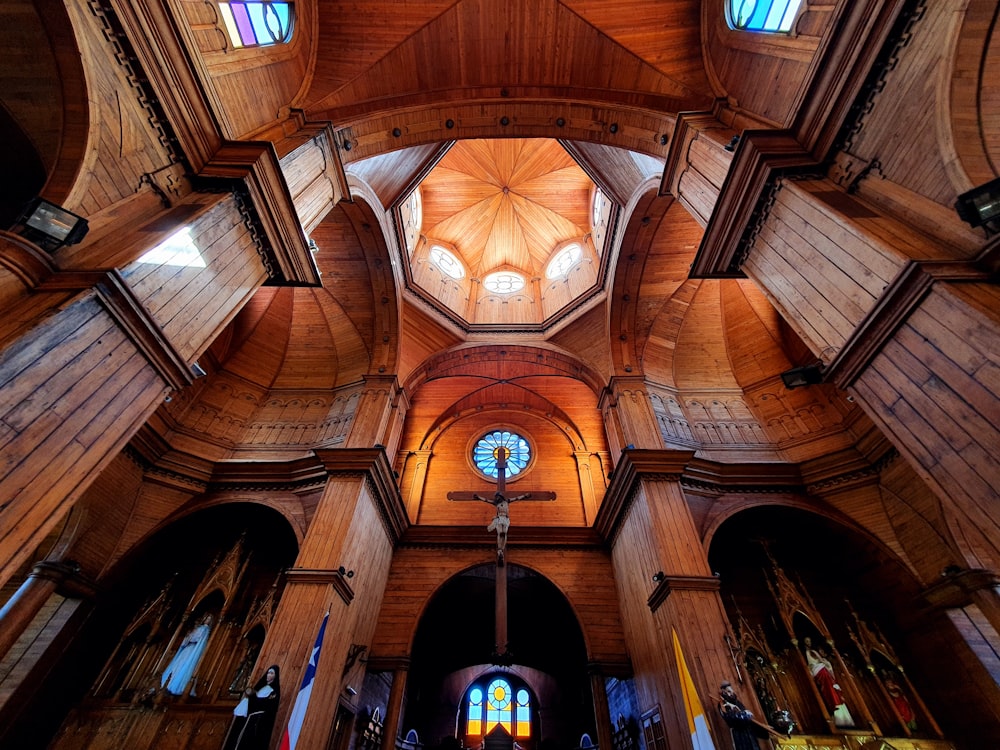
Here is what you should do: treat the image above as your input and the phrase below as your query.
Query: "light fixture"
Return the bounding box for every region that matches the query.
[780,363,824,389]
[337,565,355,579]
[651,571,665,583]
[955,177,1000,233]
[723,135,741,152]
[14,198,89,252]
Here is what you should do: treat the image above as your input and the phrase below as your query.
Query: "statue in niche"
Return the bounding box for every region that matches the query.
[802,636,854,727]
[161,612,214,696]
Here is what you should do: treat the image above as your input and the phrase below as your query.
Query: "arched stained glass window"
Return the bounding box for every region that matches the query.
[467,688,484,736]
[486,679,513,734]
[474,431,530,479]
[465,679,532,739]
[219,2,295,48]
[729,0,802,32]
[515,689,531,737]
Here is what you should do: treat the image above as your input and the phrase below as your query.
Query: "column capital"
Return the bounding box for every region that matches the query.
[920,567,1000,610]
[594,449,696,542]
[32,560,99,601]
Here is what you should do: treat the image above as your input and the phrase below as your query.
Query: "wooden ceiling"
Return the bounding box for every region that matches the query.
[419,139,594,279]
[302,0,714,160]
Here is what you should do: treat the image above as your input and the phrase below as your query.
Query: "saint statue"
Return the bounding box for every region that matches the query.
[161,613,214,696]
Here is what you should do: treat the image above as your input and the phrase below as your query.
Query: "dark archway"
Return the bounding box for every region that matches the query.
[3,503,298,750]
[404,563,591,750]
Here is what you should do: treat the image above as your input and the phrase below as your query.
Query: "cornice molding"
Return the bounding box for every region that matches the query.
[314,448,409,545]
[199,141,322,286]
[593,449,696,542]
[826,258,994,389]
[398,526,603,549]
[36,269,195,390]
[647,574,721,613]
[284,567,355,605]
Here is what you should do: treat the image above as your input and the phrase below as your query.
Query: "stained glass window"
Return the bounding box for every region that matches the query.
[467,688,484,735]
[515,689,531,737]
[474,431,530,479]
[465,679,531,739]
[729,0,802,32]
[219,2,295,48]
[486,679,513,734]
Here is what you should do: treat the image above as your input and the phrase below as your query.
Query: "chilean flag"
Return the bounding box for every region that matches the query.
[280,612,330,750]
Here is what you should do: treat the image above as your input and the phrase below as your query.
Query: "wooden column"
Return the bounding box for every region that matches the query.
[588,668,615,750]
[0,560,96,660]
[661,112,737,228]
[345,375,403,450]
[600,377,665,457]
[378,662,410,750]
[258,449,407,750]
[596,451,737,750]
[400,449,432,522]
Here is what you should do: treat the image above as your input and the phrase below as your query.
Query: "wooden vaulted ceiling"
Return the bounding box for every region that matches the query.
[419,139,595,280]
[304,0,713,127]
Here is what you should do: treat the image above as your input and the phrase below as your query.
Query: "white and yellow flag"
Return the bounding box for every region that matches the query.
[672,629,716,750]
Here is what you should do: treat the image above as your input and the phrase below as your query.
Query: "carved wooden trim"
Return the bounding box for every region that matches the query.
[659,110,723,198]
[399,526,602,549]
[314,448,409,545]
[365,656,411,672]
[690,132,816,278]
[647,574,721,613]
[593,449,696,543]
[199,142,322,286]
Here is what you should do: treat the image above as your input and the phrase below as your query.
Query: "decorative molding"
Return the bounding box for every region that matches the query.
[365,656,411,672]
[825,259,992,389]
[398,526,602,549]
[199,142,322,286]
[690,131,816,278]
[36,269,194,390]
[920,568,1000,611]
[647,574,720,613]
[593,449,696,543]
[314,448,409,545]
[284,567,355,604]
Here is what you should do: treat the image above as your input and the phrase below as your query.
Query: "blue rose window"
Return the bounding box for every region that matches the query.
[474,431,530,479]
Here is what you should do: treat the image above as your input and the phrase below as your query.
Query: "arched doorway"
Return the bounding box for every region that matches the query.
[404,562,593,750]
[15,503,298,750]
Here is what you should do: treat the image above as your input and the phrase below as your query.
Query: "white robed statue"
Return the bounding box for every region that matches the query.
[161,613,214,695]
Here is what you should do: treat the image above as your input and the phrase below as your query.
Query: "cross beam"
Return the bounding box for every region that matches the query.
[447,446,555,660]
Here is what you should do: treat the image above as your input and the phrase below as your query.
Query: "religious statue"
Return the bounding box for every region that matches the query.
[802,637,854,727]
[718,681,759,750]
[161,613,214,696]
[224,664,281,750]
[486,497,511,562]
[883,673,917,731]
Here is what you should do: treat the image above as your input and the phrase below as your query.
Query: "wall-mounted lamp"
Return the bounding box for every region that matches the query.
[14,198,89,252]
[345,686,358,696]
[780,363,824,389]
[955,176,1000,234]
[337,566,355,579]
[723,135,741,152]
[651,571,665,583]
[191,362,207,378]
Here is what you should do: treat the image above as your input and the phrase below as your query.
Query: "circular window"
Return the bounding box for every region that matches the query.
[545,243,582,279]
[429,245,464,279]
[473,430,531,479]
[483,271,525,294]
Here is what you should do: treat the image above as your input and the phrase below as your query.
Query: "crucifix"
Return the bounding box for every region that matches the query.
[448,445,555,661]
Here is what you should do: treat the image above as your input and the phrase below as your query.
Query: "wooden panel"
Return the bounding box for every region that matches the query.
[852,282,1000,528]
[120,197,267,362]
[370,545,627,664]
[0,291,168,587]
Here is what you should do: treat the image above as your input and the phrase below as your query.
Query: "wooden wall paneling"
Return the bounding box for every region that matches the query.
[0,290,171,587]
[850,281,1000,516]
